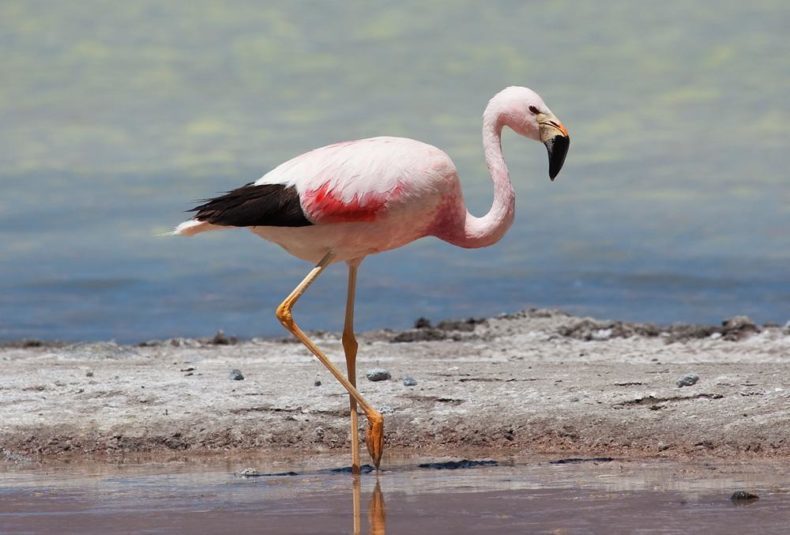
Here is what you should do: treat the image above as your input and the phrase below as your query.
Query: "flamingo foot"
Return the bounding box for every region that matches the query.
[365,412,384,469]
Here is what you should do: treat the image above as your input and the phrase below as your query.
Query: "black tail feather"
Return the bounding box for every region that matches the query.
[191,183,312,228]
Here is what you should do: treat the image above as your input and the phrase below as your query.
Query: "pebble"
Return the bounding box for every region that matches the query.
[212,330,238,345]
[366,368,391,382]
[592,328,612,340]
[229,369,245,381]
[676,373,699,387]
[85,370,94,377]
[314,379,322,386]
[238,468,261,478]
[403,376,417,386]
[414,317,432,329]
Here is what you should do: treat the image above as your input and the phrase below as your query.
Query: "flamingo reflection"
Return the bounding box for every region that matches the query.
[353,476,386,534]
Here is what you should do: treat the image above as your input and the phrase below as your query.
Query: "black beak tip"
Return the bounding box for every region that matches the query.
[546,135,570,181]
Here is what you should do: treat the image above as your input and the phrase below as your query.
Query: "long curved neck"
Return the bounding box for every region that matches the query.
[449,111,515,249]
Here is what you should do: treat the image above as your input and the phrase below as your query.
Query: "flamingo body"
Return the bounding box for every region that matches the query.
[174,86,570,471]
[255,137,459,263]
[178,136,459,263]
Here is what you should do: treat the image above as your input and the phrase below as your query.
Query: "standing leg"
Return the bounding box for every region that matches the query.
[343,260,361,474]
[275,252,384,468]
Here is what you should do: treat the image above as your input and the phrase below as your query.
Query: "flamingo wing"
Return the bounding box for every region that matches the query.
[187,136,453,229]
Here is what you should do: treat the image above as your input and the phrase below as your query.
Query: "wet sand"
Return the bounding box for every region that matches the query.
[1,309,788,462]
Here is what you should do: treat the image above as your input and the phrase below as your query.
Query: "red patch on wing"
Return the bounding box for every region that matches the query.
[303,182,401,223]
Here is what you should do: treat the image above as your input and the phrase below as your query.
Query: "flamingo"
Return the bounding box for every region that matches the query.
[174,86,569,473]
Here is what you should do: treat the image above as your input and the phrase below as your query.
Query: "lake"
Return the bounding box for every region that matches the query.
[1,1,788,342]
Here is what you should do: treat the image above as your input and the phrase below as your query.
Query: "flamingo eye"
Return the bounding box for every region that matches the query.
[529,106,540,115]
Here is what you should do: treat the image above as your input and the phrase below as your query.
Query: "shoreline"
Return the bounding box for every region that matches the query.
[1,309,788,463]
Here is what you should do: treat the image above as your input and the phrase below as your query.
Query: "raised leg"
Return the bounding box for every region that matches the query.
[275,252,384,468]
[343,260,362,474]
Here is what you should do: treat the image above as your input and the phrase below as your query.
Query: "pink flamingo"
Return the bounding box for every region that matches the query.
[174,86,569,472]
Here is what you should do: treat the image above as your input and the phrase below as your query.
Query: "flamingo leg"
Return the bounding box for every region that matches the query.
[275,252,384,469]
[343,261,361,474]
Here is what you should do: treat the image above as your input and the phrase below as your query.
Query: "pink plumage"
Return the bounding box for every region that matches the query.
[174,86,570,472]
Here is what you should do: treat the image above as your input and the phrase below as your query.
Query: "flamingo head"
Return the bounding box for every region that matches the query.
[486,86,570,180]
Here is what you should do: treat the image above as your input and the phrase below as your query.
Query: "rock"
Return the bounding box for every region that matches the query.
[211,330,238,345]
[403,376,417,387]
[365,368,392,382]
[414,317,432,329]
[314,379,322,386]
[676,373,699,387]
[238,468,261,478]
[391,329,447,343]
[229,369,244,381]
[366,368,391,382]
[592,328,612,341]
[730,490,759,503]
[85,370,94,377]
[721,316,761,341]
[436,317,484,332]
[379,405,395,414]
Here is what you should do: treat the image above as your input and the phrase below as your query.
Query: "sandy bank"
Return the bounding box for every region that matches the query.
[1,310,788,462]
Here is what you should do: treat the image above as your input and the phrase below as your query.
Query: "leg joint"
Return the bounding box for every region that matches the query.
[342,329,358,355]
[275,302,294,328]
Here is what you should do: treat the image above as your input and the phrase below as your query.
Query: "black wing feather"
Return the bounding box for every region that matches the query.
[190,183,312,227]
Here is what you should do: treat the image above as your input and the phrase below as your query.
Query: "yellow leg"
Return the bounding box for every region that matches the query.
[343,261,362,474]
[275,252,384,468]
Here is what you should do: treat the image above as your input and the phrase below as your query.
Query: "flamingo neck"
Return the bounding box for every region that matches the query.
[446,111,515,249]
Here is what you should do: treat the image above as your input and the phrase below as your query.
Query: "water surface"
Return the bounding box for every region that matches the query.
[1,456,788,534]
[1,1,788,342]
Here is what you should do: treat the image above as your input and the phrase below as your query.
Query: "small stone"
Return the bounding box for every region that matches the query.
[730,490,759,503]
[212,330,238,345]
[314,379,322,387]
[229,369,245,381]
[366,368,391,382]
[379,405,395,414]
[721,316,760,341]
[85,370,94,377]
[238,468,261,478]
[414,317,432,329]
[676,373,699,387]
[403,376,417,387]
[592,328,612,340]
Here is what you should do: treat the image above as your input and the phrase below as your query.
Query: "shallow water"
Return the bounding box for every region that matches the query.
[1,1,788,342]
[1,456,788,534]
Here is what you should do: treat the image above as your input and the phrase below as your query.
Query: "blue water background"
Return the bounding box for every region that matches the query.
[1,1,788,342]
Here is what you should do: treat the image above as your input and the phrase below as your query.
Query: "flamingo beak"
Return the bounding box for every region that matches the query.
[538,114,570,181]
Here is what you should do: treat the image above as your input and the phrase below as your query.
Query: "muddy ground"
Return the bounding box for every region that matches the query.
[1,310,788,462]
